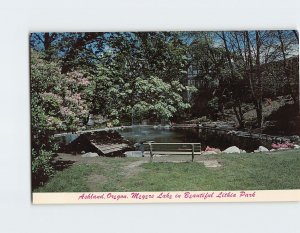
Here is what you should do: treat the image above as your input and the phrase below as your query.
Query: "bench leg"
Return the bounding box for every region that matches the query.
[149,144,153,162]
[192,144,194,162]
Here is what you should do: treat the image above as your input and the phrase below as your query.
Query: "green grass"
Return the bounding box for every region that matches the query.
[35,150,300,192]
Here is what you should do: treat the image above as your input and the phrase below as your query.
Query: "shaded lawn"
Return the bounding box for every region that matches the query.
[35,150,300,192]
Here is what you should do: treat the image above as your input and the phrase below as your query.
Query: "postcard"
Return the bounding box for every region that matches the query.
[30,31,300,204]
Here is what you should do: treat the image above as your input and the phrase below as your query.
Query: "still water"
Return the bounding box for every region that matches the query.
[117,126,261,151]
[117,126,201,144]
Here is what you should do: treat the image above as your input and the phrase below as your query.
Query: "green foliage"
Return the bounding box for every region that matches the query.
[87,33,191,123]
[32,149,55,187]
[131,76,189,121]
[30,31,299,190]
[207,97,219,116]
[31,50,90,188]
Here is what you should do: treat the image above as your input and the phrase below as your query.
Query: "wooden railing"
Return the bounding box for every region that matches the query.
[144,142,201,162]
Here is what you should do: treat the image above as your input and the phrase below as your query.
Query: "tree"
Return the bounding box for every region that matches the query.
[88,32,191,124]
[276,30,299,112]
[216,31,248,127]
[30,33,59,60]
[186,32,229,119]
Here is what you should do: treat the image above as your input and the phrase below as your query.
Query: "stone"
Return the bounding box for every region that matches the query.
[290,135,300,142]
[223,146,241,154]
[270,149,276,152]
[293,144,300,149]
[81,150,85,154]
[258,146,269,152]
[227,130,238,135]
[124,151,143,157]
[81,152,99,158]
[240,150,246,153]
[202,151,218,155]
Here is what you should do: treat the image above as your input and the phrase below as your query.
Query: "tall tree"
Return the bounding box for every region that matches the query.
[30,32,58,60]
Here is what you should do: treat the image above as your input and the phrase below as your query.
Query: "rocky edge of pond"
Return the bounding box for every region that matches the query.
[202,144,300,155]
[58,121,300,158]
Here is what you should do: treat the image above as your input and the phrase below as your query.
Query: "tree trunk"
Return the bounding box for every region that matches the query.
[293,30,299,43]
[233,100,244,128]
[221,32,244,127]
[245,31,264,128]
[278,30,298,107]
[43,33,57,60]
[255,31,263,128]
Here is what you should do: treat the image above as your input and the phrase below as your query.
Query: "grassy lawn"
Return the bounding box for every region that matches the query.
[35,149,300,192]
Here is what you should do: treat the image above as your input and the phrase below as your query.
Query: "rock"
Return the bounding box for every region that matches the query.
[202,151,218,155]
[81,152,99,158]
[81,150,85,154]
[290,135,300,142]
[293,144,300,149]
[223,146,241,154]
[258,146,269,152]
[227,130,238,135]
[270,149,276,152]
[240,150,246,153]
[254,150,259,153]
[124,151,143,157]
[203,122,217,128]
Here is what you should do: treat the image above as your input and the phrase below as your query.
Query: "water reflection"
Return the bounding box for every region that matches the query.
[117,126,261,151]
[117,126,201,144]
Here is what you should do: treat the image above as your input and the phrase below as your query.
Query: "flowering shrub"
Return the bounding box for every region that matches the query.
[31,51,90,188]
[205,146,221,153]
[271,142,294,149]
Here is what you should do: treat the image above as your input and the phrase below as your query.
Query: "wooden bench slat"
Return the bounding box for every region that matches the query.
[145,143,201,162]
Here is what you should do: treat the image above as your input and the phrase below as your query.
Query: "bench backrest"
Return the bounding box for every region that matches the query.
[144,142,201,162]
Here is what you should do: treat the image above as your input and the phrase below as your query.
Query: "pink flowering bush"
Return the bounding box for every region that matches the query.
[205,146,221,153]
[31,51,90,187]
[271,142,294,149]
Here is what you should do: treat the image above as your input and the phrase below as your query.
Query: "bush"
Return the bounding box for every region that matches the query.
[207,97,219,118]
[31,50,90,188]
[32,149,55,188]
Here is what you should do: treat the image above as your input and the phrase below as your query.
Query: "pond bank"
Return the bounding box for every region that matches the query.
[54,123,300,154]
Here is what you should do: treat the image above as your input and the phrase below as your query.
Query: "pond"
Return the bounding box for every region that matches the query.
[117,125,262,152]
[117,126,200,144]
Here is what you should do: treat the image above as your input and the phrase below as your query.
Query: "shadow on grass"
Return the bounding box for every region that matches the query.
[52,160,75,171]
[32,156,76,191]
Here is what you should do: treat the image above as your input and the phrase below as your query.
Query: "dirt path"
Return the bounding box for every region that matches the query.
[121,160,147,178]
[55,153,221,168]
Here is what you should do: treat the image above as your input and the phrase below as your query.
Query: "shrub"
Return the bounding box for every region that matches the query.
[32,149,55,188]
[31,50,90,188]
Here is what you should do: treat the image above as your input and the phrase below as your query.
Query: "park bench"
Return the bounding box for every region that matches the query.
[143,142,201,162]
